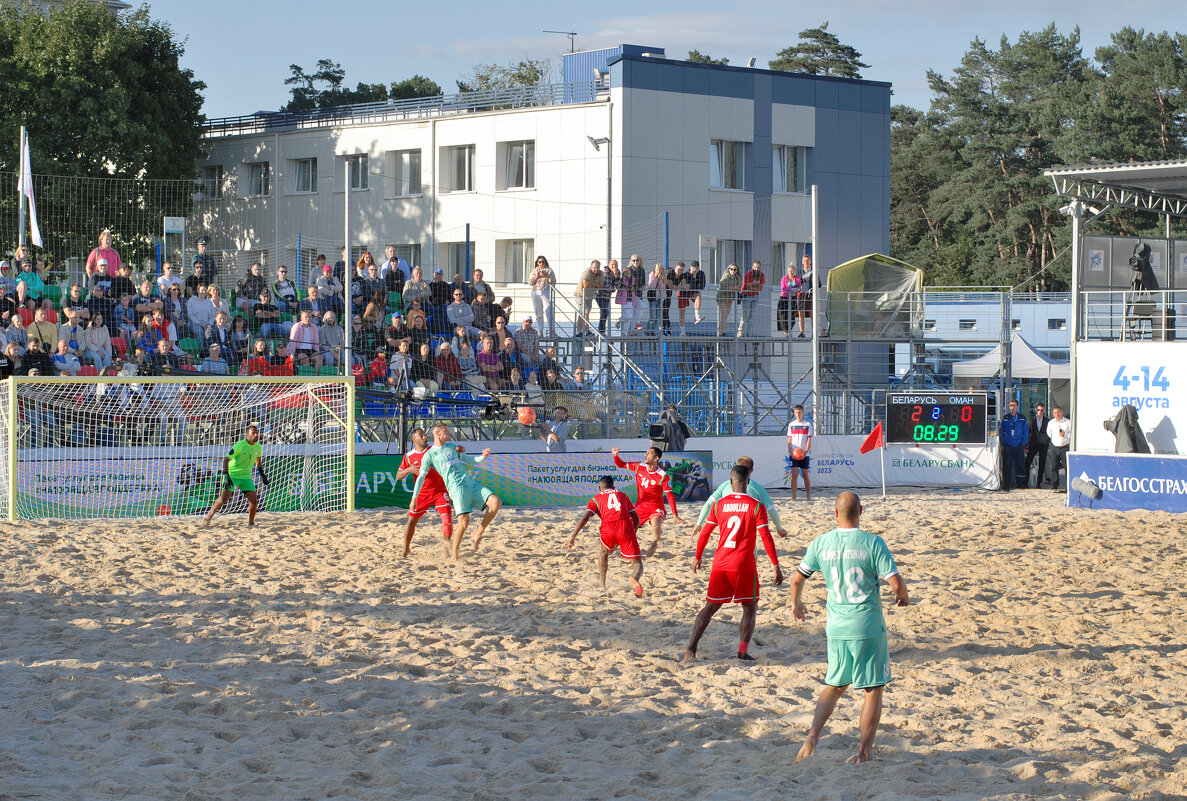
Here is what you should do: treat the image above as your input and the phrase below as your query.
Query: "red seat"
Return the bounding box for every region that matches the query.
[111,336,127,359]
[79,365,99,376]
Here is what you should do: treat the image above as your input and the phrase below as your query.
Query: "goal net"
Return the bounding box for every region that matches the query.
[2,376,354,521]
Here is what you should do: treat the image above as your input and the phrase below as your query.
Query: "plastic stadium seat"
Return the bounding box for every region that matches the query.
[178,337,202,356]
[111,336,127,359]
[42,285,62,305]
[316,366,339,376]
[78,365,99,376]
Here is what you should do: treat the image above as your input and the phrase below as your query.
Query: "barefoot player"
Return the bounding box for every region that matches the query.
[790,491,910,764]
[611,446,686,557]
[568,476,644,597]
[398,427,453,557]
[410,423,503,560]
[683,465,783,662]
[203,423,268,527]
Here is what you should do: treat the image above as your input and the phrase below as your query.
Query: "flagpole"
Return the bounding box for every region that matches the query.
[880,435,887,499]
[17,126,26,247]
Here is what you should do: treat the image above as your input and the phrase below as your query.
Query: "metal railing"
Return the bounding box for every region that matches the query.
[203,80,611,138]
[1081,289,1183,342]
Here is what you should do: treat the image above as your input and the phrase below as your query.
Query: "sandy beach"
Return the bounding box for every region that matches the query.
[1,489,1184,800]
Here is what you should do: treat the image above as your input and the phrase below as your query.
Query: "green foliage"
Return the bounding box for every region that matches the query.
[890,24,1187,290]
[389,75,442,101]
[283,59,389,110]
[457,57,550,93]
[0,0,205,180]
[769,22,868,78]
[687,50,729,66]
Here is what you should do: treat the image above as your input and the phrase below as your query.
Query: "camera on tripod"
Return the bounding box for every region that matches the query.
[1128,242,1159,292]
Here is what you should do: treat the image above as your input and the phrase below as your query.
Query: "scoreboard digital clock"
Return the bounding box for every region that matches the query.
[886,392,988,445]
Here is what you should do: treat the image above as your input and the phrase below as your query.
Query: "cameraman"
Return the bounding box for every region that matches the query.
[649,404,691,454]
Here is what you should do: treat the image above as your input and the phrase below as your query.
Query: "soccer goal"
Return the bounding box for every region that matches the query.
[1,376,355,521]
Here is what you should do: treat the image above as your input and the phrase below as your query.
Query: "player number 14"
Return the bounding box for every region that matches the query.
[1113,365,1169,392]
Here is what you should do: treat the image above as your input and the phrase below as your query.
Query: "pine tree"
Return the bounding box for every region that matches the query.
[769,22,868,78]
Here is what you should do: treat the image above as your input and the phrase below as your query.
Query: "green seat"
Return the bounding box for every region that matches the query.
[296,365,317,376]
[279,312,293,324]
[317,365,340,376]
[178,337,202,356]
[388,292,403,311]
[43,285,62,305]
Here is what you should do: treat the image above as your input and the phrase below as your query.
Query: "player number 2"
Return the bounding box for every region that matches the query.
[723,516,742,548]
[606,494,621,511]
[828,566,868,603]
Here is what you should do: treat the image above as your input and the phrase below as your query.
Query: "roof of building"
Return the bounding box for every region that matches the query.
[1045,159,1187,198]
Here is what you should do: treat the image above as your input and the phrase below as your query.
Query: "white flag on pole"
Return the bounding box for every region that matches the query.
[18,128,43,248]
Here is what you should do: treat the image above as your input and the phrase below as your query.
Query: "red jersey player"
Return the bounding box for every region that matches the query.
[611,446,685,556]
[399,427,453,557]
[568,476,645,596]
[683,464,783,662]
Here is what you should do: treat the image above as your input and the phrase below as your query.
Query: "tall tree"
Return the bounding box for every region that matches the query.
[457,57,550,92]
[769,22,868,78]
[283,59,389,111]
[687,50,729,65]
[390,75,442,100]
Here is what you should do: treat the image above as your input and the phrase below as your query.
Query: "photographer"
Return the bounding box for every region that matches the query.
[649,404,691,454]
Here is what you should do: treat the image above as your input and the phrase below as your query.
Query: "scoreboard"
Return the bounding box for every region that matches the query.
[886,392,988,445]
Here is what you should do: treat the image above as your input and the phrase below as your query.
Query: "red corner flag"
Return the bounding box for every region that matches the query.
[860,421,884,454]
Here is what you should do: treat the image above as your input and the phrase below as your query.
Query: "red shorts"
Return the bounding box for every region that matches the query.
[706,563,760,603]
[599,523,641,560]
[677,296,690,309]
[635,502,666,524]
[410,489,452,524]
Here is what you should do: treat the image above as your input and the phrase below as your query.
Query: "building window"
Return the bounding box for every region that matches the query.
[498,140,535,190]
[1011,318,1022,330]
[922,319,937,331]
[958,319,977,331]
[497,239,534,283]
[295,158,318,193]
[773,145,806,193]
[390,149,422,196]
[244,162,270,197]
[346,154,368,190]
[288,247,319,285]
[198,165,223,200]
[442,145,475,193]
[710,140,747,190]
[772,242,808,274]
[1048,318,1067,330]
[394,244,422,269]
[706,239,752,282]
[443,242,476,277]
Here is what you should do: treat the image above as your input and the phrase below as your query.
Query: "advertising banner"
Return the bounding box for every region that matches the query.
[1075,342,1183,455]
[783,436,999,490]
[1067,453,1187,513]
[16,448,347,518]
[355,450,714,510]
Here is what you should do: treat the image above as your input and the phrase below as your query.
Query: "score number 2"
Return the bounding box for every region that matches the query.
[1113,366,1170,392]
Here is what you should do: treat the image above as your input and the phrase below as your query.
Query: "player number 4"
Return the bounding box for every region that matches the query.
[606,494,621,511]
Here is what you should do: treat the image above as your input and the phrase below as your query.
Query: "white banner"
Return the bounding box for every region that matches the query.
[1075,342,1183,455]
[805,436,998,489]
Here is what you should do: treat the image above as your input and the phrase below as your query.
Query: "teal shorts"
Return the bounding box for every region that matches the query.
[448,477,494,514]
[826,635,891,689]
[228,474,257,493]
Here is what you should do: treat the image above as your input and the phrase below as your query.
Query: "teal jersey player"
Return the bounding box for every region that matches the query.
[410,423,503,560]
[694,474,786,535]
[798,527,899,640]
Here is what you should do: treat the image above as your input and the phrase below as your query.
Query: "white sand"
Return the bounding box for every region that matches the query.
[1,489,1185,800]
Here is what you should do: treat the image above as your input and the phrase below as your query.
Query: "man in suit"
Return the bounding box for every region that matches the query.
[1025,402,1050,488]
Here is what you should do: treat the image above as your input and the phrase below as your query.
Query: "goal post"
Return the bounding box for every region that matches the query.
[2,375,355,521]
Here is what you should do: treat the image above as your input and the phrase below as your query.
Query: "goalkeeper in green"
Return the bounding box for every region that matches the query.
[204,423,268,527]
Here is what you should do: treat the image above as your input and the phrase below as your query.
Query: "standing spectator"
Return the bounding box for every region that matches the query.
[359,255,385,304]
[272,265,300,314]
[1026,402,1051,488]
[716,263,742,336]
[288,309,323,369]
[402,265,430,311]
[998,399,1029,491]
[446,288,482,339]
[687,260,707,325]
[184,259,208,297]
[156,261,183,296]
[512,316,541,364]
[600,259,621,336]
[81,312,113,372]
[51,338,82,376]
[471,268,493,310]
[319,310,344,366]
[1045,406,1072,492]
[84,228,121,280]
[201,343,229,374]
[618,255,645,335]
[576,260,604,338]
[192,235,218,283]
[647,263,666,335]
[236,262,266,315]
[778,261,798,335]
[434,341,463,390]
[253,290,284,340]
[528,255,556,337]
[797,253,814,337]
[737,261,766,337]
[669,261,693,335]
[476,336,502,390]
[385,257,407,297]
[427,268,452,332]
[186,284,215,342]
[539,405,570,453]
[380,244,411,284]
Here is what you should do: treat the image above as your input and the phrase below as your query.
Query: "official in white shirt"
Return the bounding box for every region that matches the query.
[1045,406,1073,492]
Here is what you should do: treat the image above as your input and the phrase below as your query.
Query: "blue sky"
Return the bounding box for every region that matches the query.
[152,0,1181,119]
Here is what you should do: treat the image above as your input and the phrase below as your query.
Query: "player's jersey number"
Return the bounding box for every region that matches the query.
[606,494,621,511]
[722,515,743,548]
[828,566,869,603]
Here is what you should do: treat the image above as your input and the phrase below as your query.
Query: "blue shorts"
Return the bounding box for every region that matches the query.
[791,457,810,470]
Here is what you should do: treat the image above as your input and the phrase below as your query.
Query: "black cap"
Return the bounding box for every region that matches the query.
[196,235,211,246]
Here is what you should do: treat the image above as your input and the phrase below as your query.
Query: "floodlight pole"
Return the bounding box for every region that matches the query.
[343,173,352,375]
[1068,199,1082,450]
[810,184,820,427]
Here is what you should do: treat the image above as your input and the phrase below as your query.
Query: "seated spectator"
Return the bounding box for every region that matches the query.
[506,365,525,392]
[512,316,540,364]
[229,314,253,364]
[204,310,233,362]
[541,367,564,392]
[244,338,272,376]
[185,284,215,342]
[162,283,187,333]
[24,336,52,375]
[383,256,406,295]
[184,259,207,297]
[147,337,180,372]
[404,298,427,330]
[201,343,230,374]
[288,308,323,369]
[524,370,545,407]
[471,291,492,332]
[108,262,136,302]
[427,268,452,332]
[57,307,87,358]
[51,338,82,376]
[446,289,482,339]
[319,310,344,366]
[272,265,300,313]
[0,282,16,328]
[1,342,21,377]
[434,341,463,391]
[491,317,512,350]
[450,273,473,304]
[359,257,385,303]
[367,347,390,386]
[81,312,113,372]
[499,337,526,384]
[387,339,412,391]
[64,283,91,323]
[451,325,474,359]
[208,284,231,322]
[476,336,502,391]
[402,266,430,310]
[5,313,28,356]
[38,297,59,324]
[471,269,493,309]
[86,282,115,324]
[236,262,267,314]
[493,296,514,329]
[0,260,18,294]
[254,290,285,340]
[149,308,179,346]
[29,307,59,350]
[406,312,430,351]
[314,264,344,312]
[411,341,439,394]
[351,315,379,363]
[135,314,162,353]
[456,342,482,389]
[384,312,406,352]
[133,279,162,317]
[15,260,43,301]
[156,261,183,296]
[538,345,559,377]
[300,285,329,317]
[362,292,386,334]
[567,366,591,391]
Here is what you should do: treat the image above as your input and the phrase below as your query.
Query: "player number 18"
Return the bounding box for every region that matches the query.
[828,566,869,604]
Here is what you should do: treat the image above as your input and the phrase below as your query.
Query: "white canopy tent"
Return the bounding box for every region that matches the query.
[952,333,1071,380]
